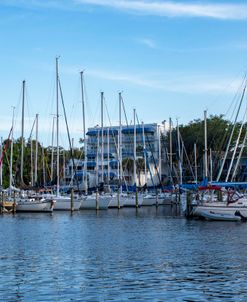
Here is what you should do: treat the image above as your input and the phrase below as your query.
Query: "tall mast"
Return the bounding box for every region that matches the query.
[107,127,110,186]
[34,113,38,185]
[177,120,182,185]
[42,144,46,185]
[80,71,87,194]
[56,57,60,196]
[101,92,104,183]
[217,85,246,181]
[51,116,55,182]
[158,125,161,181]
[226,114,246,182]
[204,110,208,180]
[71,138,74,186]
[96,130,99,187]
[20,80,25,183]
[142,122,147,185]
[133,108,136,186]
[194,143,197,183]
[209,148,213,183]
[9,107,15,190]
[30,136,33,186]
[119,92,122,193]
[169,118,173,181]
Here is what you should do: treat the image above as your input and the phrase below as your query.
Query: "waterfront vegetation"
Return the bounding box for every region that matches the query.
[1,114,246,188]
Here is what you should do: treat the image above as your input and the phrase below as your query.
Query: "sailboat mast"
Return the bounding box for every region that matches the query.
[177,120,182,185]
[42,144,46,185]
[34,113,38,185]
[169,118,173,181]
[204,110,208,179]
[56,57,60,196]
[51,116,55,182]
[119,92,122,193]
[142,122,147,185]
[210,148,213,183]
[71,138,74,186]
[20,80,25,183]
[80,71,87,194]
[133,108,136,186]
[194,143,197,183]
[217,85,246,181]
[9,107,15,190]
[107,127,110,186]
[101,92,104,183]
[158,125,162,181]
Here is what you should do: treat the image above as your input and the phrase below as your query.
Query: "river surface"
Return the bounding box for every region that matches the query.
[0,205,247,301]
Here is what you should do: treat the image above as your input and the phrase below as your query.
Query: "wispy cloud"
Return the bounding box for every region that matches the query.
[136,38,157,49]
[84,68,242,94]
[75,0,247,20]
[1,0,247,20]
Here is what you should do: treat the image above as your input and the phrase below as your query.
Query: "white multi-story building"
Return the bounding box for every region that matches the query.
[65,123,168,190]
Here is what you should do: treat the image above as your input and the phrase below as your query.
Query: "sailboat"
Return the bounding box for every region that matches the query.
[51,58,81,210]
[80,91,112,210]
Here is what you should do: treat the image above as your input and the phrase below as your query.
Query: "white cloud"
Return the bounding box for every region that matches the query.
[75,0,247,20]
[85,68,242,94]
[136,38,157,49]
[1,0,247,20]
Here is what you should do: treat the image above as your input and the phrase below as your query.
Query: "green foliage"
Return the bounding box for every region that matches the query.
[1,137,84,189]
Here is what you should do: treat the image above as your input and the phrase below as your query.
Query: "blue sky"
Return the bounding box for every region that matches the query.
[1,0,247,147]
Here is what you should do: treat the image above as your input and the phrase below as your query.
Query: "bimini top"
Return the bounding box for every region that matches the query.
[122,127,155,134]
[87,129,119,136]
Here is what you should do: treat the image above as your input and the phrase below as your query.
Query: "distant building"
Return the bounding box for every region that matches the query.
[65,123,168,190]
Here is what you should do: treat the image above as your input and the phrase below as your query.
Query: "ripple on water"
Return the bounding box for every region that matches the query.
[0,207,247,301]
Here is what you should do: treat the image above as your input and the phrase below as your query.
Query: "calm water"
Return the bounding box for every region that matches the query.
[1,205,247,301]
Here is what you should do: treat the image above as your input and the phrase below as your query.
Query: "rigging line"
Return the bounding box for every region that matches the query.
[217,81,247,181]
[28,117,36,141]
[224,73,247,118]
[0,127,13,167]
[180,132,195,180]
[135,111,162,189]
[214,80,247,168]
[58,78,80,192]
[104,98,118,152]
[228,101,247,181]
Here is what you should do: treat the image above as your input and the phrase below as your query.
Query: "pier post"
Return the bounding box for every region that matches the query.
[185,191,192,218]
[12,191,16,214]
[70,188,74,213]
[117,186,120,209]
[96,189,99,211]
[135,190,139,208]
[156,190,158,207]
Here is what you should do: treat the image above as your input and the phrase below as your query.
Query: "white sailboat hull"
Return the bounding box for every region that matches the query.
[16,199,54,213]
[122,194,143,207]
[193,200,247,217]
[81,194,111,210]
[108,194,125,208]
[142,195,157,206]
[53,196,81,210]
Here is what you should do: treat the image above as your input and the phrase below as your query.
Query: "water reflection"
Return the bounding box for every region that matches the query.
[0,206,247,301]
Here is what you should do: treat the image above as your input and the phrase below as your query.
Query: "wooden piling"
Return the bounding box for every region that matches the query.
[70,188,74,213]
[96,189,99,211]
[135,190,139,208]
[117,187,120,209]
[185,191,192,218]
[12,191,16,214]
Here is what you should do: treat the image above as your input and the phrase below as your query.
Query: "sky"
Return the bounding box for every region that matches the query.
[1,0,247,147]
